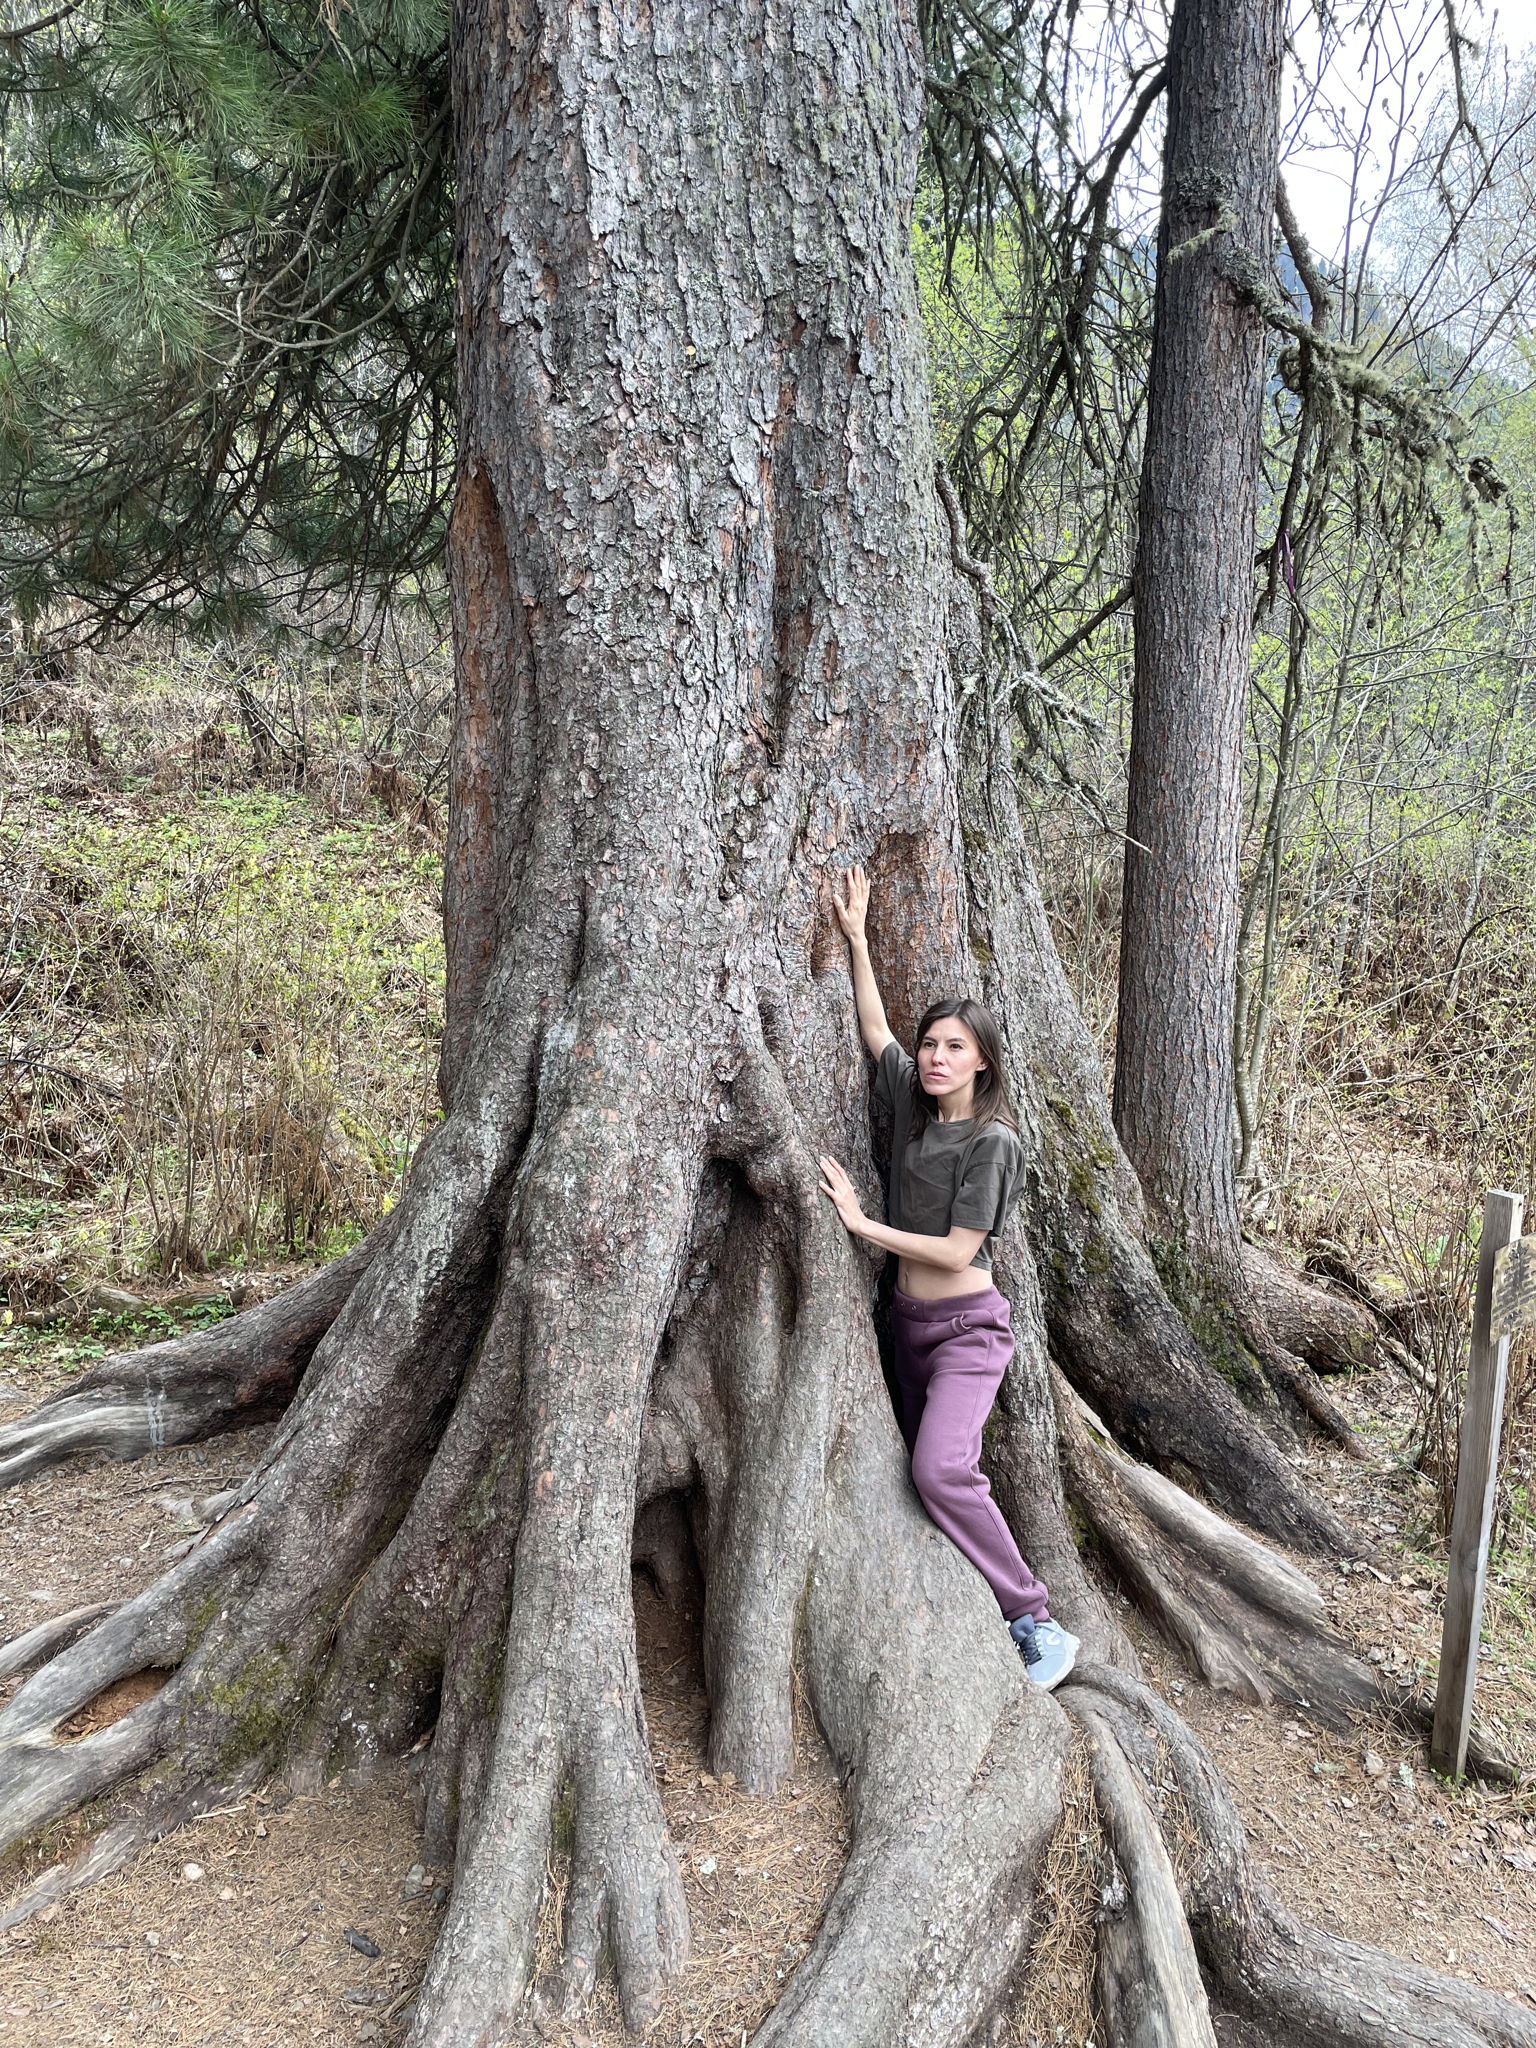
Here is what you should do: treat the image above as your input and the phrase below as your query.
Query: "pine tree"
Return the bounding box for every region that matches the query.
[0,0,453,636]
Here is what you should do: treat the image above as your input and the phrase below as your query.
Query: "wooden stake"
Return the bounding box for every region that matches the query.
[1429,1189,1525,1779]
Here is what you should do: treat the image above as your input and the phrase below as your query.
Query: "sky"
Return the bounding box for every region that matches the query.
[1282,0,1536,259]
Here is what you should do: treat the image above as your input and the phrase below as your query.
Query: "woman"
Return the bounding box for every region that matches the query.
[817,865,1078,1690]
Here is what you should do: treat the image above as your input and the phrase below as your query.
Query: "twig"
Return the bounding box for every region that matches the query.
[0,1,79,39]
[0,1054,120,1097]
[1039,581,1133,673]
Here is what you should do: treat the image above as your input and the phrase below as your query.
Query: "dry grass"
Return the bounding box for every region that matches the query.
[4,632,452,811]
[1,667,446,1301]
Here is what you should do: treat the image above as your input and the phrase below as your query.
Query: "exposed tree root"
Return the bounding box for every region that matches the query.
[1398,1688,1515,1787]
[0,1237,376,1491]
[758,1386,1070,2048]
[1078,1666,1536,2048]
[0,1100,1077,2048]
[1066,1692,1218,2048]
[1046,1216,1373,1521]
[694,1053,857,1798]
[1241,1242,1381,1374]
[0,1214,1520,2045]
[407,1082,703,2041]
[1056,1372,1382,1723]
[0,1080,512,1845]
[1053,1371,1513,1778]
[412,1628,689,2040]
[0,1602,119,1685]
[1230,1293,1364,1458]
[0,1767,262,1933]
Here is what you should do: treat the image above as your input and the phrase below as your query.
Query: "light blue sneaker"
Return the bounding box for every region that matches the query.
[1009,1615,1079,1691]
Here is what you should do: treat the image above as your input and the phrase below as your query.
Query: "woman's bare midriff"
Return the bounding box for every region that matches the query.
[896,1258,994,1302]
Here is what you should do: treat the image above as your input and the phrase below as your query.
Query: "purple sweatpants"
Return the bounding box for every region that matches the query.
[892,1283,1050,1625]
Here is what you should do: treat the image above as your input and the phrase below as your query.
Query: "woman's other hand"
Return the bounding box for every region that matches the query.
[832,864,870,945]
[817,1154,865,1232]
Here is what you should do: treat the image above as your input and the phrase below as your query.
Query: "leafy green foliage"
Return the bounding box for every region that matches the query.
[0,0,453,639]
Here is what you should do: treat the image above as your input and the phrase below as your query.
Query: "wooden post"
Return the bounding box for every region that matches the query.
[1429,1189,1525,1779]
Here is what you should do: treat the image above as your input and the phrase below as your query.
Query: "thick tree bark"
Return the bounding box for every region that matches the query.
[1114,0,1285,1283]
[1240,1241,1379,1373]
[0,5,1525,2046]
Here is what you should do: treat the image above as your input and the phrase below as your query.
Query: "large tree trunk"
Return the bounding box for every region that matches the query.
[0,5,1521,2045]
[1113,0,1284,1283]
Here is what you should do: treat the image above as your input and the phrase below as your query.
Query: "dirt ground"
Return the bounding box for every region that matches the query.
[2,1336,1536,2045]
[0,1340,849,2048]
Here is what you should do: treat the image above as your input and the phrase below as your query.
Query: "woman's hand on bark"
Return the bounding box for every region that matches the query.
[833,865,870,945]
[818,1155,866,1233]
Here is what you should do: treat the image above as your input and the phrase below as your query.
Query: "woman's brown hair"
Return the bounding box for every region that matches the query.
[909,998,1020,1134]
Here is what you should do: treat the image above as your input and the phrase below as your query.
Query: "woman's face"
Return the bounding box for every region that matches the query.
[917,1017,986,1105]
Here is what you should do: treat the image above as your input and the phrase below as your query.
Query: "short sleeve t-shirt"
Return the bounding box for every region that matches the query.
[873,1042,1024,1270]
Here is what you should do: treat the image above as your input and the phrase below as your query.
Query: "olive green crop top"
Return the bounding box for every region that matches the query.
[874,1041,1025,1270]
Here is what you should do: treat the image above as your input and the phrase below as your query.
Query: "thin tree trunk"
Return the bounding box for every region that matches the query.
[1114,0,1285,1287]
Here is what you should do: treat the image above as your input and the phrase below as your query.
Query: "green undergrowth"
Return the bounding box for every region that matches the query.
[0,1296,251,1404]
[2,693,444,1307]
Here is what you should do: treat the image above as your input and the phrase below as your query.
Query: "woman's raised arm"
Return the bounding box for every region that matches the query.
[833,864,895,1059]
